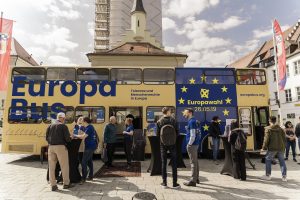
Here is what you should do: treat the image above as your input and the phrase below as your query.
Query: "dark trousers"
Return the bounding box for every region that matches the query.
[232,148,246,180]
[82,149,94,180]
[286,140,296,158]
[124,138,133,165]
[106,143,115,166]
[160,144,177,184]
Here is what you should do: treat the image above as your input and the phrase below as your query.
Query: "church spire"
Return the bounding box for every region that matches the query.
[131,0,146,14]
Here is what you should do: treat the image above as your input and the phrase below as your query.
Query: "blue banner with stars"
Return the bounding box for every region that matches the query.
[175,68,238,153]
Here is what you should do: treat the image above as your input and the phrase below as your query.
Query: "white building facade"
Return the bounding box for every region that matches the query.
[268,52,300,125]
[94,0,162,51]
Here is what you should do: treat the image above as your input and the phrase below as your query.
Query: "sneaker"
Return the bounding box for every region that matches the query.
[196,179,200,184]
[172,183,181,189]
[183,181,196,187]
[87,177,93,181]
[282,177,287,182]
[284,158,288,161]
[298,162,300,165]
[260,175,271,181]
[161,182,168,189]
[214,161,219,165]
[63,184,74,189]
[51,185,58,191]
[293,158,297,162]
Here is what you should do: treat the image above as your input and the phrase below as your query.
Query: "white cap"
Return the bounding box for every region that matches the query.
[57,112,66,120]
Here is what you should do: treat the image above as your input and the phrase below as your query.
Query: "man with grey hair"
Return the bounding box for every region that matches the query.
[104,116,117,168]
[46,112,72,191]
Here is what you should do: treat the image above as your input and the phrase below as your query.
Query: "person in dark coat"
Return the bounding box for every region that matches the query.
[208,116,222,164]
[229,120,247,181]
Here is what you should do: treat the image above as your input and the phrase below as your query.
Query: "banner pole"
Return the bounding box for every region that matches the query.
[272,19,283,126]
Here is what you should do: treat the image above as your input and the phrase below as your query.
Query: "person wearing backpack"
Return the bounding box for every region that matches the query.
[229,120,247,181]
[260,116,287,182]
[183,108,201,187]
[156,107,180,189]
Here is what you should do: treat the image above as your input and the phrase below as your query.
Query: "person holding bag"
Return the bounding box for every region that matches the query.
[123,117,134,169]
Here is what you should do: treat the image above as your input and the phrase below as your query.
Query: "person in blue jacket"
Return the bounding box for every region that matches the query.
[75,117,97,183]
[123,117,134,169]
[183,108,201,187]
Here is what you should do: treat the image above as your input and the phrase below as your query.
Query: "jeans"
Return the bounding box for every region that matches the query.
[82,149,94,180]
[286,140,296,159]
[187,145,199,182]
[160,144,177,185]
[265,151,287,177]
[124,138,133,165]
[212,137,220,160]
[105,143,115,166]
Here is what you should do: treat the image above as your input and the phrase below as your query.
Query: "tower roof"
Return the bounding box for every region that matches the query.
[131,0,146,14]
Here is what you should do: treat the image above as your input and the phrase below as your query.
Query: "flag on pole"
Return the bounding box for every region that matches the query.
[273,19,286,91]
[0,17,13,91]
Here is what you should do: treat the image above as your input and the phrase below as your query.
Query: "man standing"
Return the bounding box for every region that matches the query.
[104,116,117,168]
[46,112,72,191]
[156,107,180,189]
[209,116,221,165]
[183,108,201,187]
[261,116,287,182]
[295,116,300,165]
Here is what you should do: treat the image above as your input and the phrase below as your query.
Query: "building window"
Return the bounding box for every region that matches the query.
[274,92,278,100]
[272,70,277,82]
[285,89,292,102]
[296,87,300,101]
[286,64,290,77]
[294,60,300,75]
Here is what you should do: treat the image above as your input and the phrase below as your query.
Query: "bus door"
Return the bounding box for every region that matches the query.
[238,107,254,150]
[109,107,143,153]
[253,106,269,150]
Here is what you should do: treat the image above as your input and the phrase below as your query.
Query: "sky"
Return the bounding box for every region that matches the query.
[1,0,300,67]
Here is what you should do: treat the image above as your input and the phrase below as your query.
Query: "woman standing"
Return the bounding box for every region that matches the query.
[285,121,297,162]
[75,117,97,183]
[74,117,85,165]
[229,120,247,181]
[123,118,134,169]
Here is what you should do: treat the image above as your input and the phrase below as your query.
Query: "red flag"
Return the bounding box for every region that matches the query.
[273,19,286,91]
[0,18,13,91]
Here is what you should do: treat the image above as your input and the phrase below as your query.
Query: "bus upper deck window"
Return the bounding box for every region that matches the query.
[77,68,109,82]
[12,67,45,83]
[110,68,142,84]
[204,69,235,84]
[143,69,175,84]
[236,69,266,85]
[47,68,76,81]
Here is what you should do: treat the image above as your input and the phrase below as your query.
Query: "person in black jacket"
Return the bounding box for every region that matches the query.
[208,116,222,164]
[156,107,180,189]
[295,116,300,165]
[46,112,73,191]
[229,120,247,181]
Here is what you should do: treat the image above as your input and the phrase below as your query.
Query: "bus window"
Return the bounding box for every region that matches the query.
[8,107,43,124]
[204,69,235,84]
[77,68,109,81]
[47,68,76,81]
[236,69,266,85]
[43,107,74,124]
[143,69,175,84]
[146,106,175,123]
[12,67,45,83]
[75,107,105,124]
[110,69,142,84]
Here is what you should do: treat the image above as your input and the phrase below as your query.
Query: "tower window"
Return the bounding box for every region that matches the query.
[138,20,140,27]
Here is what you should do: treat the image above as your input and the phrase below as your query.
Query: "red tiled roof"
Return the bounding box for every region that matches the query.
[11,38,39,66]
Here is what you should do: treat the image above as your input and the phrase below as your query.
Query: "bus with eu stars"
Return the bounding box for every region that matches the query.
[1,66,269,157]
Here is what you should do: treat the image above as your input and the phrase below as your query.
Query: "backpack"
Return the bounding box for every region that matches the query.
[159,118,177,146]
[235,129,247,151]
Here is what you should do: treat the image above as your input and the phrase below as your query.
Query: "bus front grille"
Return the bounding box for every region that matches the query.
[8,144,34,153]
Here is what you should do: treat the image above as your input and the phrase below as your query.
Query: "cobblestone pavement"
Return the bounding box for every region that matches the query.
[1,143,300,200]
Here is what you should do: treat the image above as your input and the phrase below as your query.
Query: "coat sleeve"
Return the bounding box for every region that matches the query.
[46,125,50,143]
[63,125,71,143]
[103,125,108,143]
[262,128,270,150]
